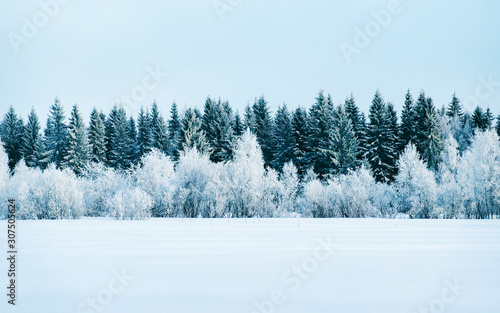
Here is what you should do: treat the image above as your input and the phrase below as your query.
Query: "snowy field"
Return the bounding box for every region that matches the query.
[1,218,500,313]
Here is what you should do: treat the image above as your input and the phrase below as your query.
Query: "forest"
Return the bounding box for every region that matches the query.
[1,90,499,220]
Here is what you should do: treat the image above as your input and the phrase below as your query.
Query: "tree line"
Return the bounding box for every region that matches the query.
[1,90,498,179]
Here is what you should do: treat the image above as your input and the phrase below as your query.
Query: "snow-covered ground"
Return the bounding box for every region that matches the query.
[1,218,499,313]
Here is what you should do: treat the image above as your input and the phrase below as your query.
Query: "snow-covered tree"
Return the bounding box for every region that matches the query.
[22,108,41,168]
[106,187,153,220]
[273,104,296,172]
[150,100,169,154]
[233,112,244,137]
[252,96,275,168]
[179,108,210,154]
[395,144,437,218]
[227,130,267,217]
[457,130,500,219]
[134,149,176,217]
[366,91,394,183]
[400,90,416,151]
[202,98,235,163]
[345,94,367,160]
[292,107,309,177]
[437,136,462,218]
[167,101,182,159]
[1,105,24,172]
[88,108,106,163]
[446,93,463,120]
[65,104,89,175]
[137,106,152,158]
[40,98,69,170]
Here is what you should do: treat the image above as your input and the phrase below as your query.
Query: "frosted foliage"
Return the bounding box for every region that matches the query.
[9,163,82,219]
[134,149,176,217]
[106,187,153,220]
[457,131,500,218]
[395,144,437,218]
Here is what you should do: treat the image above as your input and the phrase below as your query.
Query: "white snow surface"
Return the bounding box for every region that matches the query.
[1,218,499,313]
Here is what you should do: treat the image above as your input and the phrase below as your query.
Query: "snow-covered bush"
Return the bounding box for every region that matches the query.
[134,149,176,217]
[9,163,83,219]
[81,163,131,216]
[105,187,153,220]
[173,148,228,217]
[371,182,396,218]
[457,130,500,219]
[395,144,437,218]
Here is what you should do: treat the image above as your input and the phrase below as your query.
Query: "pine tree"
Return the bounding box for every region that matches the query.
[291,107,309,177]
[471,106,486,131]
[307,91,335,178]
[104,105,119,165]
[179,108,210,154]
[400,90,416,151]
[127,116,139,165]
[273,104,296,172]
[484,108,494,130]
[203,99,235,163]
[233,112,244,137]
[150,100,169,154]
[252,96,275,168]
[446,93,463,120]
[416,97,444,171]
[88,108,106,163]
[243,104,256,131]
[108,106,130,170]
[65,104,89,175]
[366,91,393,183]
[22,108,41,168]
[167,101,181,159]
[137,106,152,158]
[345,94,367,160]
[0,106,24,172]
[386,102,399,178]
[40,98,69,169]
[321,105,359,177]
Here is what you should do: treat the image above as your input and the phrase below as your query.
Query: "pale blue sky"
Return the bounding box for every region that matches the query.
[1,0,499,122]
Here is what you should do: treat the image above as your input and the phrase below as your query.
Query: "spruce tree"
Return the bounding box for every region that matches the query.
[252,96,275,168]
[345,94,367,160]
[104,105,119,165]
[65,104,89,175]
[137,106,152,158]
[416,97,443,171]
[108,106,130,170]
[471,106,486,131]
[292,107,309,177]
[127,116,139,165]
[0,106,24,172]
[22,108,41,168]
[167,102,181,159]
[446,93,463,120]
[150,100,169,154]
[321,105,359,177]
[366,91,393,183]
[203,99,235,163]
[233,112,244,137]
[307,91,335,178]
[386,103,400,177]
[243,104,256,131]
[40,98,69,169]
[88,108,106,163]
[484,108,494,130]
[273,104,296,172]
[179,108,210,154]
[400,90,416,151]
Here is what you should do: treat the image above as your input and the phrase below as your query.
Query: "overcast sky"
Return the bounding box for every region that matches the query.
[1,0,499,123]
